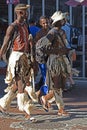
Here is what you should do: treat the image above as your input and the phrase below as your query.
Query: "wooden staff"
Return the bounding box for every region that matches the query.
[29,34,35,92]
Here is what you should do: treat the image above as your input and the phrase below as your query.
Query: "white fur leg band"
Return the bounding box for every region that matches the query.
[25,86,38,102]
[0,90,16,110]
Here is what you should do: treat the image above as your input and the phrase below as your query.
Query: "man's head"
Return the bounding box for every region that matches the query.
[63,12,70,22]
[61,12,70,26]
[51,11,65,27]
[39,16,49,30]
[14,3,30,21]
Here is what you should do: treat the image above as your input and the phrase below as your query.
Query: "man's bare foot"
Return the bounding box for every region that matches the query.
[58,109,70,116]
[25,113,37,122]
[40,96,49,112]
[25,113,31,120]
[0,105,6,113]
[47,102,51,108]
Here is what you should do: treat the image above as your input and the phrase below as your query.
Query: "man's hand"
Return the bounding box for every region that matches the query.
[28,34,33,47]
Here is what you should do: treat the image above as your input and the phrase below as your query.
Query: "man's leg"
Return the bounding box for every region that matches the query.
[16,78,35,120]
[0,83,17,112]
[52,76,69,116]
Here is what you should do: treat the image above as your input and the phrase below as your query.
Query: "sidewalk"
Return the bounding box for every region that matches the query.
[0,74,87,130]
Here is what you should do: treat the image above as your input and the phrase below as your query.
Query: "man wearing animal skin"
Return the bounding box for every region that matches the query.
[0,3,37,120]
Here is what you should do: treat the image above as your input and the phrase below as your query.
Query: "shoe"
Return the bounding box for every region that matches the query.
[68,84,77,91]
[63,88,69,92]
[71,83,77,88]
[63,86,72,92]
[30,117,37,122]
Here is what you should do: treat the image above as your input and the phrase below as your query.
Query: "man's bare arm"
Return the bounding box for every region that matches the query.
[0,25,14,58]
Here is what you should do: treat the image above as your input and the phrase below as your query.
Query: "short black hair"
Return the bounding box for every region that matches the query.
[39,16,47,20]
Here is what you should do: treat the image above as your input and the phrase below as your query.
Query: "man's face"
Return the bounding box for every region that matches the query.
[40,18,49,29]
[54,20,63,27]
[17,9,29,20]
[61,19,66,26]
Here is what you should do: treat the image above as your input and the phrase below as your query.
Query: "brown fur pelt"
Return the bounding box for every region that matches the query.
[15,54,32,81]
[52,74,66,90]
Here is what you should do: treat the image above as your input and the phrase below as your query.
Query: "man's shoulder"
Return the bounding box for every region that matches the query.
[6,22,18,37]
[8,22,18,30]
[9,21,17,26]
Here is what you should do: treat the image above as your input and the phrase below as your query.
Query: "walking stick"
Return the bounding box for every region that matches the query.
[29,34,35,92]
[47,56,51,90]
